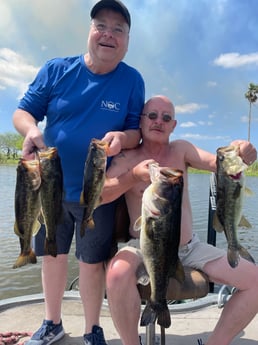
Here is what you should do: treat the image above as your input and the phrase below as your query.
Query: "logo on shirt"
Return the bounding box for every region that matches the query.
[101,100,120,112]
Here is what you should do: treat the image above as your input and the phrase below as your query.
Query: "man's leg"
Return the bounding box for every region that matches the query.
[79,261,106,334]
[77,201,117,344]
[106,249,142,345]
[42,254,68,323]
[203,255,258,345]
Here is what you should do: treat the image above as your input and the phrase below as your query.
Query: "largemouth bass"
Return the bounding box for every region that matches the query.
[80,139,109,236]
[13,159,41,268]
[138,164,185,328]
[213,145,254,268]
[39,147,63,257]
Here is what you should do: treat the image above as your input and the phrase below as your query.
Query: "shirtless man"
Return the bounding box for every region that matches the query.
[101,95,258,345]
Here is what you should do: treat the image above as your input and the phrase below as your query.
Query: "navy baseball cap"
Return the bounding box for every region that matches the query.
[90,0,131,28]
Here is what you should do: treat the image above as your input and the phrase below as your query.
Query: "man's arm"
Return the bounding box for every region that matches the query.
[102,129,140,157]
[101,153,153,204]
[183,139,257,172]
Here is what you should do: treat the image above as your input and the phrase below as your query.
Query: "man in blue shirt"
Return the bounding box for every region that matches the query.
[13,1,145,344]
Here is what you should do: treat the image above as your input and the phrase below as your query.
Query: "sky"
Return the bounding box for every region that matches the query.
[0,0,258,154]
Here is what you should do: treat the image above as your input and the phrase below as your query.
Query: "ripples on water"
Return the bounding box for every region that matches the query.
[0,166,258,300]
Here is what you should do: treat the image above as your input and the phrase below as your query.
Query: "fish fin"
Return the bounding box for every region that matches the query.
[12,250,37,269]
[14,222,24,239]
[133,216,142,232]
[136,262,150,286]
[45,239,57,257]
[97,196,103,207]
[244,186,253,196]
[238,215,252,229]
[238,245,255,264]
[227,247,240,268]
[174,259,185,284]
[79,191,85,205]
[38,211,45,224]
[212,212,224,233]
[32,219,42,236]
[87,217,95,229]
[140,302,157,326]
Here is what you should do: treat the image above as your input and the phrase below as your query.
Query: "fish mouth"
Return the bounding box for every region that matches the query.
[217,145,239,154]
[229,172,242,180]
[160,168,183,178]
[38,147,57,160]
[92,139,110,154]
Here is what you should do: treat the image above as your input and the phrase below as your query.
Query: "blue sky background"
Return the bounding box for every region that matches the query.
[0,0,258,154]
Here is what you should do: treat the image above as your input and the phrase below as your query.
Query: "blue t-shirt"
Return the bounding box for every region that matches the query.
[18,54,145,202]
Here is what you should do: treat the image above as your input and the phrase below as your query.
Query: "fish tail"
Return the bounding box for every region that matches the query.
[238,245,255,264]
[140,301,171,328]
[227,247,239,268]
[80,218,95,237]
[45,239,57,257]
[157,307,171,328]
[12,250,37,269]
[140,302,157,326]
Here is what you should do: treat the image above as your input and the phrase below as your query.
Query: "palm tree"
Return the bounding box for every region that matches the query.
[245,83,258,141]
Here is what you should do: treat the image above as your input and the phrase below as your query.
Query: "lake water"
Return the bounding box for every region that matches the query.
[1,165,258,301]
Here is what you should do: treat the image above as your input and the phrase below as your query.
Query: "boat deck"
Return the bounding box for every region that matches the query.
[1,292,258,345]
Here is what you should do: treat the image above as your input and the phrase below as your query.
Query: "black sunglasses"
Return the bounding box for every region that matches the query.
[142,111,173,122]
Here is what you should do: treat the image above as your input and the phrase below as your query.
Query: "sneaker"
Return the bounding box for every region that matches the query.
[197,339,205,345]
[25,319,65,345]
[83,325,108,345]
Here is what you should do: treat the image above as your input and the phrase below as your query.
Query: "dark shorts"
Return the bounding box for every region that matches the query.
[33,200,117,263]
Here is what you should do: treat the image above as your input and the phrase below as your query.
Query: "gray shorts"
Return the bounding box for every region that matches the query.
[119,233,225,272]
[178,233,225,270]
[33,200,117,263]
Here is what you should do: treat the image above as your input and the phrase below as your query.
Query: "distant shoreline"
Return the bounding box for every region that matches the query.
[1,161,258,177]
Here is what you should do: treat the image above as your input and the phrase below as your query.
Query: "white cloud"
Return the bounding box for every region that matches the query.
[0,48,39,98]
[175,103,208,114]
[180,122,197,128]
[181,133,230,140]
[241,115,249,123]
[214,52,258,68]
[207,81,217,87]
[241,115,258,123]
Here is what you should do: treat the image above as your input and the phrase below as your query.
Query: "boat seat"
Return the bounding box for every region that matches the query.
[113,195,210,345]
[137,267,209,345]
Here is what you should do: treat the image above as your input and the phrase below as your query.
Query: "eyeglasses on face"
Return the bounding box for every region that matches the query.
[92,21,128,37]
[142,111,174,122]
